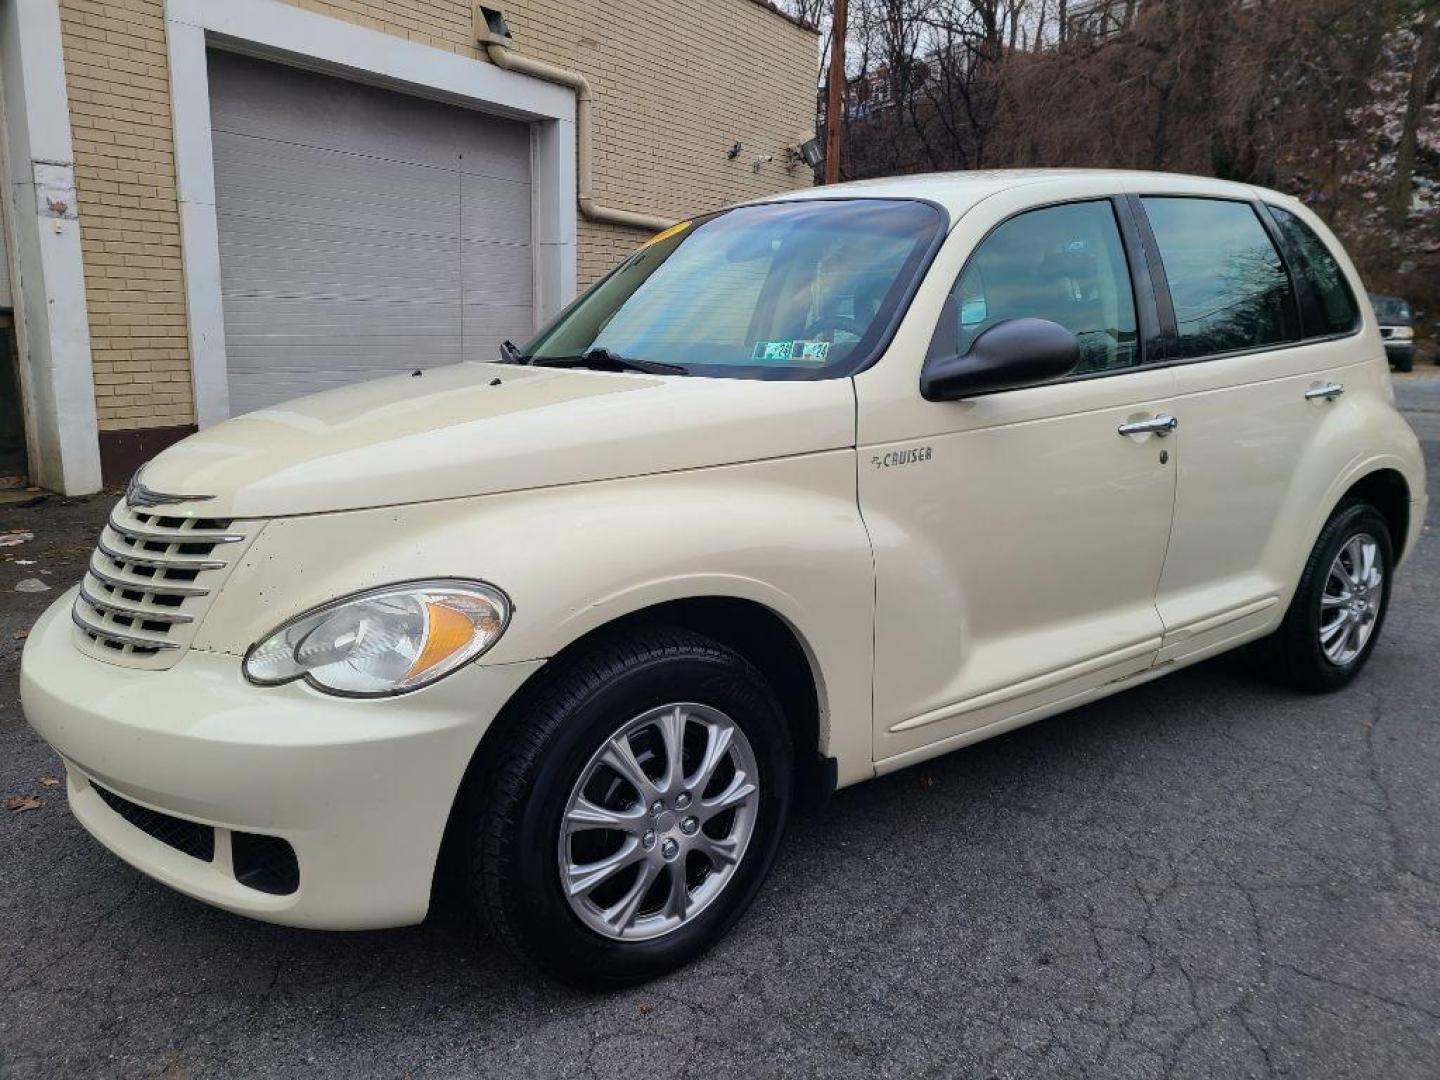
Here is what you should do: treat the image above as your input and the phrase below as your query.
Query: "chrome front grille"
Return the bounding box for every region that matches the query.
[72,500,263,668]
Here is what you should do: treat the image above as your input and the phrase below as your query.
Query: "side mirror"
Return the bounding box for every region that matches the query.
[920,318,1079,402]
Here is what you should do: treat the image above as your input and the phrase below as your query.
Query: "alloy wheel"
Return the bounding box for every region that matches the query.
[557,703,760,941]
[1319,532,1383,666]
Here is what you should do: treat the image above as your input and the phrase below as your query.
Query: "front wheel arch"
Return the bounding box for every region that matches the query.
[453,625,794,984]
[432,596,830,909]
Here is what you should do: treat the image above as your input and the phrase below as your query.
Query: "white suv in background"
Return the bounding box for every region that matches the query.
[22,170,1426,986]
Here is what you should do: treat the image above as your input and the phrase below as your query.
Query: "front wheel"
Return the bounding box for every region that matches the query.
[1257,499,1393,692]
[463,628,792,987]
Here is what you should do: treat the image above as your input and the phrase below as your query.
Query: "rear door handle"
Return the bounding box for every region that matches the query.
[1117,414,1178,437]
[1305,382,1344,401]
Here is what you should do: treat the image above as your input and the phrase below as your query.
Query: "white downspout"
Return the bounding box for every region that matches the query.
[481,38,677,234]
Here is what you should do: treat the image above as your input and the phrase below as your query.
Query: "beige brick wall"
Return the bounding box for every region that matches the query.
[58,0,192,433]
[57,0,818,432]
[496,0,821,283]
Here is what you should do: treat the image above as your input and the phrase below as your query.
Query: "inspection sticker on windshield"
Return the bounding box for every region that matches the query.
[751,340,831,364]
[791,340,831,363]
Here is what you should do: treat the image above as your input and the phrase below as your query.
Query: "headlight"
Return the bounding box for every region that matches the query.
[244,580,511,696]
[1392,325,1414,340]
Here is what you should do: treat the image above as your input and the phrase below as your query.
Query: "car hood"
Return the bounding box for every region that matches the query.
[139,362,858,518]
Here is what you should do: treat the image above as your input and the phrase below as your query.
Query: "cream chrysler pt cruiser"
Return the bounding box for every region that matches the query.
[22,170,1427,986]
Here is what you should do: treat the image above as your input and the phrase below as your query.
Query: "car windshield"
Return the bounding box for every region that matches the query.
[1370,295,1412,322]
[521,199,944,379]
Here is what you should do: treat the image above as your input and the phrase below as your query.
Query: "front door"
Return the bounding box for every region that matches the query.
[857,186,1179,767]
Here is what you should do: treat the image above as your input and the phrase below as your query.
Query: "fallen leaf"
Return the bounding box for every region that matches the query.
[13,629,28,640]
[0,531,33,547]
[919,776,936,788]
[38,776,60,788]
[637,1002,652,1016]
[4,795,41,812]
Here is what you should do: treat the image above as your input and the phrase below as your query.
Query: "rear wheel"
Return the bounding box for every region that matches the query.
[1257,499,1393,692]
[1394,353,1414,373]
[463,628,791,987]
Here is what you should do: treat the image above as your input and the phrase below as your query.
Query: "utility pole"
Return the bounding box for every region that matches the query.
[824,0,848,184]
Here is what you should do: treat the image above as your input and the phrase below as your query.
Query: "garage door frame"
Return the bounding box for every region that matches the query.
[166,0,578,427]
[0,0,104,494]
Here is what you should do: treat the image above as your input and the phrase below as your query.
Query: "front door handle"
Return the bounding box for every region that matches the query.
[1305,382,1345,401]
[1117,414,1178,437]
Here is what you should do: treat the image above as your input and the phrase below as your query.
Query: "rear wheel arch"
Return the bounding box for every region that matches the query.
[1279,467,1411,615]
[1340,468,1410,562]
[1257,497,1394,692]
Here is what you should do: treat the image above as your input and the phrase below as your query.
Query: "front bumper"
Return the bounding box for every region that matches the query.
[1384,340,1415,365]
[20,587,542,929]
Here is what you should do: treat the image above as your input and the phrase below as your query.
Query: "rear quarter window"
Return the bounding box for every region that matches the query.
[1266,205,1360,337]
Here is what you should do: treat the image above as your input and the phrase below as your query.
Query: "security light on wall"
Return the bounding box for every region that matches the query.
[476,5,513,46]
[793,137,823,170]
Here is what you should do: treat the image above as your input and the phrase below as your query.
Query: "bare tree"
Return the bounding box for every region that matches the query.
[831,0,1436,313]
[1391,7,1439,222]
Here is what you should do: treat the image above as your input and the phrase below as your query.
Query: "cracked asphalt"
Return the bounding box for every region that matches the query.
[2,376,1439,1079]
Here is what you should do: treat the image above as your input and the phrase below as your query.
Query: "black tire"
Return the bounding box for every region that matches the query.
[1256,499,1393,693]
[1394,353,1414,373]
[461,627,792,988]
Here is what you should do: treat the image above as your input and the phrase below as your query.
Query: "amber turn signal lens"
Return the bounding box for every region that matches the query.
[407,601,481,681]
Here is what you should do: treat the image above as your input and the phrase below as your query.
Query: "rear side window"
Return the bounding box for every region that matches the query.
[1142,197,1296,360]
[937,200,1139,376]
[1266,205,1360,337]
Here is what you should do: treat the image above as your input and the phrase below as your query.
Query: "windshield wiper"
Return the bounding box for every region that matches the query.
[530,348,689,376]
[498,339,526,364]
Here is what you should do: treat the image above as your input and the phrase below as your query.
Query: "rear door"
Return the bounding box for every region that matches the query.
[1130,185,1368,664]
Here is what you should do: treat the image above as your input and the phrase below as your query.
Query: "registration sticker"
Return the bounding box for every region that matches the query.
[752,340,795,363]
[750,339,832,363]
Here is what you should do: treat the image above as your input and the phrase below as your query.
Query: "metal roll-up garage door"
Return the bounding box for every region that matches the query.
[207,51,533,416]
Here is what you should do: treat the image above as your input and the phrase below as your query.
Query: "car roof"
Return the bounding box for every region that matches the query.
[756,168,1269,220]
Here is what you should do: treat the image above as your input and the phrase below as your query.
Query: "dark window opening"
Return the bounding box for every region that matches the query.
[1266,205,1360,338]
[1142,197,1297,360]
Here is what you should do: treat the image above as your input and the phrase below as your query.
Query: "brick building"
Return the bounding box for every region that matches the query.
[0,0,818,493]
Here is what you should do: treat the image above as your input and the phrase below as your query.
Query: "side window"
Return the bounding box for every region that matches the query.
[1266,205,1360,337]
[937,200,1140,375]
[1141,197,1296,360]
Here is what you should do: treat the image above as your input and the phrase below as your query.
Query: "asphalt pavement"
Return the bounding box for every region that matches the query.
[1,376,1438,1079]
